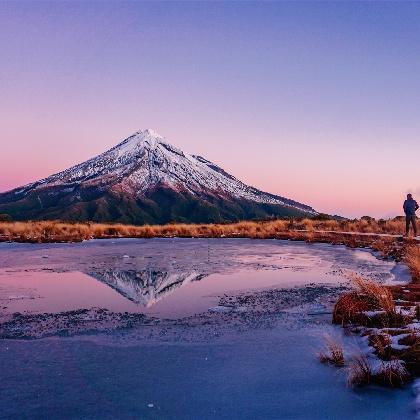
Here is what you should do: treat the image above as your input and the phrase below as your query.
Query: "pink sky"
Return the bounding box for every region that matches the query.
[1,2,420,219]
[2,123,416,219]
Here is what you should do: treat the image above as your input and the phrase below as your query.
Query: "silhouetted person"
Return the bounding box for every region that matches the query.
[403,193,419,236]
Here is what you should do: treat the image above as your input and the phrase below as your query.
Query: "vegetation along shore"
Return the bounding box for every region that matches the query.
[0,216,416,243]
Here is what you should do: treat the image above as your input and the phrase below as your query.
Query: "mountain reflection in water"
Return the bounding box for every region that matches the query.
[88,270,208,307]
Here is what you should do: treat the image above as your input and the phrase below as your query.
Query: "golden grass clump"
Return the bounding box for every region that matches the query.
[318,335,345,367]
[332,275,406,328]
[351,275,395,314]
[332,291,371,325]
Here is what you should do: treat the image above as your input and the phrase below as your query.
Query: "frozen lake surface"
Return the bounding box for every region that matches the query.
[0,238,417,419]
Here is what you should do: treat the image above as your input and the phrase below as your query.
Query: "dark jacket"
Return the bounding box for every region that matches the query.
[403,198,419,216]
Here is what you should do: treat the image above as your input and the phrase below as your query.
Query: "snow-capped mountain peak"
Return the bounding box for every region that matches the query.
[0,129,317,223]
[141,128,162,138]
[111,129,163,155]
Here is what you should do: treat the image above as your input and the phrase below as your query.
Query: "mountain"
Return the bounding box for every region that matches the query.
[0,129,317,223]
[88,269,206,307]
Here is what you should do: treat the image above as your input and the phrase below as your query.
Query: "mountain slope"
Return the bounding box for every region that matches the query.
[0,129,317,223]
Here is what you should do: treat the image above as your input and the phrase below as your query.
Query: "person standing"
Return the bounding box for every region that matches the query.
[403,193,419,236]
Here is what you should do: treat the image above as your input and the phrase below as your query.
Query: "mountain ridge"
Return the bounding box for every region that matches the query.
[0,129,317,223]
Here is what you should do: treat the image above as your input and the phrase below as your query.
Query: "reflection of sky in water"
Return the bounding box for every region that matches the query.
[0,239,409,318]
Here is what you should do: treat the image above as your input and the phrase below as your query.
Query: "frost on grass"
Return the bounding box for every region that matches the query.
[326,272,420,388]
[318,335,345,367]
[347,355,409,388]
[347,355,373,387]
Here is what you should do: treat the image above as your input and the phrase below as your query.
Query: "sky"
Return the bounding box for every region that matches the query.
[1,1,420,218]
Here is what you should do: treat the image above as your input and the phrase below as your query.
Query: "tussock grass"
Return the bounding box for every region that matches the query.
[333,275,409,328]
[369,333,392,360]
[347,355,372,387]
[347,356,410,388]
[318,335,345,367]
[405,245,420,282]
[375,361,410,387]
[401,338,420,376]
[351,275,395,314]
[332,273,418,388]
[333,291,371,325]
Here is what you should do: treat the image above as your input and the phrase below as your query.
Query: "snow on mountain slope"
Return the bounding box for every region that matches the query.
[12,129,316,214]
[88,269,206,307]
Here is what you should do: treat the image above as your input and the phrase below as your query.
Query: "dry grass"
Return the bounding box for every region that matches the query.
[347,355,410,388]
[0,217,415,244]
[332,291,371,325]
[369,333,395,360]
[295,217,407,235]
[318,335,345,367]
[351,275,395,314]
[332,274,418,388]
[347,355,373,387]
[401,338,420,376]
[0,220,290,242]
[375,361,410,387]
[333,275,410,328]
[405,245,420,282]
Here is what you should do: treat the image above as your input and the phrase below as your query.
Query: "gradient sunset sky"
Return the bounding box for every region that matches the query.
[1,1,420,218]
